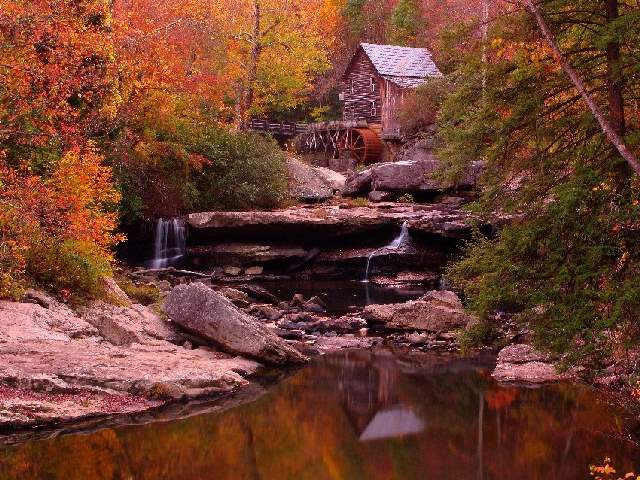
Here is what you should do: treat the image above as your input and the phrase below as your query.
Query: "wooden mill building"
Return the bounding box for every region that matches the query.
[341,43,442,139]
[295,43,443,166]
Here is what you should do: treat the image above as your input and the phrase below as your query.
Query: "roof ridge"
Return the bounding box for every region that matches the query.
[358,43,442,81]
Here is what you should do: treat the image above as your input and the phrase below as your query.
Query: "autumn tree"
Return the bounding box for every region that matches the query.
[221,0,335,126]
[0,0,119,169]
[0,1,123,299]
[388,0,424,46]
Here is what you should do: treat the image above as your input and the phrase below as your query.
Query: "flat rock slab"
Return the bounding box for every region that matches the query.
[492,344,570,384]
[164,283,308,366]
[188,243,308,267]
[0,385,161,428]
[314,336,383,353]
[0,298,260,428]
[188,203,486,242]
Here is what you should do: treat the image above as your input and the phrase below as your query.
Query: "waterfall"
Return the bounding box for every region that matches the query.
[363,222,410,283]
[150,218,187,269]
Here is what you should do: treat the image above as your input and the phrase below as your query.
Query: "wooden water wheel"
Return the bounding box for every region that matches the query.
[340,128,383,165]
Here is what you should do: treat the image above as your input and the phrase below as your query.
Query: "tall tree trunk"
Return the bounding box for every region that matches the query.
[241,0,262,129]
[523,0,640,175]
[605,0,625,136]
[481,0,489,95]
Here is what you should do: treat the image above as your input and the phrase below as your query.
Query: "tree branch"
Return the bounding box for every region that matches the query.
[521,0,640,175]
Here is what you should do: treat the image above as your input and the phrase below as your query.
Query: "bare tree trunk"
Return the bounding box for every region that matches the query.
[240,0,262,130]
[523,0,640,175]
[481,0,489,95]
[605,0,625,135]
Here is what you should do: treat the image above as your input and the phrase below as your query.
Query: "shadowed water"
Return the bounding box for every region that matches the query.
[258,279,427,314]
[1,351,638,479]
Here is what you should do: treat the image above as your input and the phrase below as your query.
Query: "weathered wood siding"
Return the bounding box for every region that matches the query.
[342,49,382,125]
[380,80,407,137]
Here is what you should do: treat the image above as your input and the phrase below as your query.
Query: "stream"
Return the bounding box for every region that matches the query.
[1,351,639,479]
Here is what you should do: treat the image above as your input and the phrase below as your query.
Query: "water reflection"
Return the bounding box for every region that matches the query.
[0,351,638,480]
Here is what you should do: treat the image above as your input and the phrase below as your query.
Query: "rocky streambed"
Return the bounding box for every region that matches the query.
[0,201,561,436]
[0,274,568,435]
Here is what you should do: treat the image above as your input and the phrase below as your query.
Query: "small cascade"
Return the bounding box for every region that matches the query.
[149,218,187,269]
[363,222,410,283]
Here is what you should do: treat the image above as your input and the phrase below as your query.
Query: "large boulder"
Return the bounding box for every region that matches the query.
[343,158,483,197]
[363,290,474,332]
[287,157,346,202]
[164,282,307,365]
[492,344,570,384]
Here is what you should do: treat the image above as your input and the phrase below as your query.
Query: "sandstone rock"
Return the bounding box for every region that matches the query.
[291,294,305,307]
[303,300,325,314]
[323,316,367,333]
[236,284,281,304]
[223,266,243,276]
[370,271,439,286]
[82,302,183,347]
[287,157,346,202]
[344,159,483,197]
[0,297,262,427]
[369,190,393,203]
[245,266,264,276]
[342,169,372,196]
[189,244,307,267]
[248,304,283,321]
[101,277,131,306]
[188,203,486,241]
[492,344,570,384]
[23,289,55,309]
[497,344,549,364]
[314,335,382,353]
[164,283,307,365]
[362,290,474,332]
[219,287,251,307]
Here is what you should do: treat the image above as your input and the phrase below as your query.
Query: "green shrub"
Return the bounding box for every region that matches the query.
[348,197,370,207]
[114,120,290,221]
[397,193,415,204]
[192,128,289,211]
[457,320,498,354]
[398,78,451,136]
[27,240,112,300]
[117,278,161,306]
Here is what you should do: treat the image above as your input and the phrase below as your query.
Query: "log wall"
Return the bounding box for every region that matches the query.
[342,50,383,125]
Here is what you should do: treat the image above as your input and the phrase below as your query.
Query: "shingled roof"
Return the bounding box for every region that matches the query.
[357,43,442,88]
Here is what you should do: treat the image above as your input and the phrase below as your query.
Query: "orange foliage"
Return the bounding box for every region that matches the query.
[0,145,123,299]
[0,0,119,152]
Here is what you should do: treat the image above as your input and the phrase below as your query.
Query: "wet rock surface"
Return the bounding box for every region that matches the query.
[188,202,487,242]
